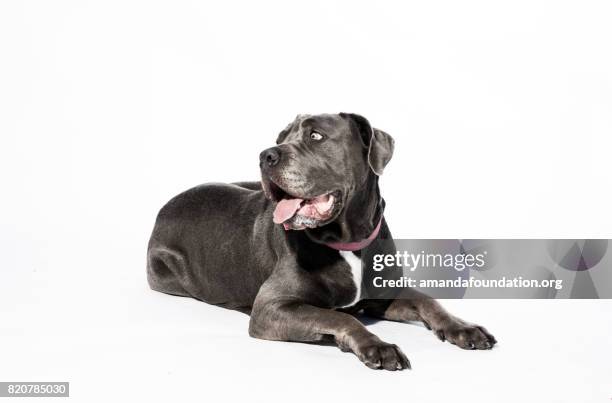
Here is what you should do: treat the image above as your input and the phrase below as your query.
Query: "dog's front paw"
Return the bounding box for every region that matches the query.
[434,320,497,350]
[354,340,411,371]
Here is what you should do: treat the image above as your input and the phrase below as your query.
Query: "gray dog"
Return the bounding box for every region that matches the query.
[147,113,496,370]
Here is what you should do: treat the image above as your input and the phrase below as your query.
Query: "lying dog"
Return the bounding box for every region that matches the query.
[147,113,496,370]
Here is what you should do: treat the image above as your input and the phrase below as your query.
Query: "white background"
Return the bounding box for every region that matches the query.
[1,1,611,402]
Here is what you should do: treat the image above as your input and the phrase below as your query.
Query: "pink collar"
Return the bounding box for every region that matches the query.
[324,218,382,251]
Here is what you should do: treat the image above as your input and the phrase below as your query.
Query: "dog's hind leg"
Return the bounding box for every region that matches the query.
[147,246,192,297]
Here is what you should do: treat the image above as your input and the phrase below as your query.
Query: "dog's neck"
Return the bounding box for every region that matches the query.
[307,174,384,247]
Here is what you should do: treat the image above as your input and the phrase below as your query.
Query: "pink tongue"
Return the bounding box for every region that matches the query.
[273,198,303,224]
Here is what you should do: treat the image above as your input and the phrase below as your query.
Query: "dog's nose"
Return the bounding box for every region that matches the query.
[259,147,281,167]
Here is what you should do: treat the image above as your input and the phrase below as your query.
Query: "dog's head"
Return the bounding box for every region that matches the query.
[260,113,394,231]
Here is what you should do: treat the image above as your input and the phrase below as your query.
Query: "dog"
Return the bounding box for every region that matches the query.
[147,113,496,370]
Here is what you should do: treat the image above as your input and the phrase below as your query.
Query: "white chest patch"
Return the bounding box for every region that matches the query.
[339,251,363,308]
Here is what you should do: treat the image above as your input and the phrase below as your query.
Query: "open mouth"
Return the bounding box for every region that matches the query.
[265,180,341,230]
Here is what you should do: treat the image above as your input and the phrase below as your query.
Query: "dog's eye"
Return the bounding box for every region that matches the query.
[310,132,323,141]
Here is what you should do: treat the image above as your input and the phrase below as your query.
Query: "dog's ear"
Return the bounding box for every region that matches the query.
[341,113,395,176]
[276,126,290,144]
[368,128,395,175]
[276,115,304,144]
[276,123,292,144]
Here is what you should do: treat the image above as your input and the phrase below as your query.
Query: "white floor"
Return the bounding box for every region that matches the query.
[1,264,610,403]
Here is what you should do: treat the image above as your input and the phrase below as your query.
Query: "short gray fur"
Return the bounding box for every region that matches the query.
[147,113,496,370]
